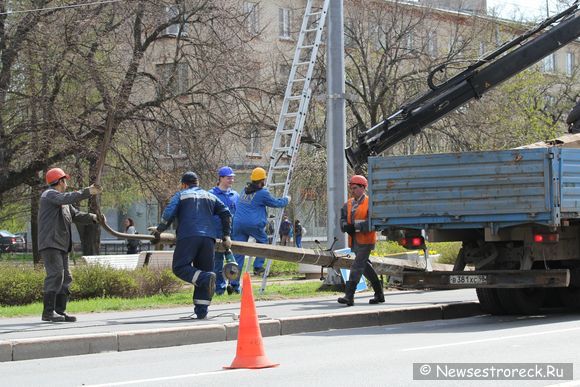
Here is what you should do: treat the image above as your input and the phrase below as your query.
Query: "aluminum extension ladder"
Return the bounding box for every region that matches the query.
[257,0,330,293]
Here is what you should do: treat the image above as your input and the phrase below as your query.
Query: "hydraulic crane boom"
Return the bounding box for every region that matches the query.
[345,1,580,171]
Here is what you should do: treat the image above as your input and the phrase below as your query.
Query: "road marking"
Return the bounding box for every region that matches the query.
[402,325,580,351]
[85,369,248,386]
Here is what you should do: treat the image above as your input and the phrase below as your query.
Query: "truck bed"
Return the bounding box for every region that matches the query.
[368,148,580,231]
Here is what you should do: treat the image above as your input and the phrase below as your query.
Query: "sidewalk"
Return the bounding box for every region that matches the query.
[0,288,481,362]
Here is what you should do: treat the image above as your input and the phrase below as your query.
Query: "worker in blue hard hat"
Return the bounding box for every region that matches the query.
[151,171,232,319]
[209,166,240,295]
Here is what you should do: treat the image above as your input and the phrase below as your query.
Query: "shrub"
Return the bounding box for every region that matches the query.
[71,264,139,299]
[133,268,182,296]
[0,265,44,305]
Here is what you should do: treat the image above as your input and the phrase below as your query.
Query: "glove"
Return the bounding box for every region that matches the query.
[88,184,102,195]
[149,227,161,245]
[285,195,291,203]
[222,236,232,250]
[343,224,355,235]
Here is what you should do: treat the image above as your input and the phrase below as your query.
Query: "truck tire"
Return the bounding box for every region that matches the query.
[497,288,546,315]
[557,287,580,310]
[476,288,507,315]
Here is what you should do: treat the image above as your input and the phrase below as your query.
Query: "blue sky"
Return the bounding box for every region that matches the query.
[487,0,570,20]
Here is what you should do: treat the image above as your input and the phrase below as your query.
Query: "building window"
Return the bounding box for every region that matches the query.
[566,52,575,76]
[405,31,414,51]
[541,54,555,73]
[164,5,188,37]
[479,41,486,57]
[246,128,261,155]
[279,7,291,39]
[244,2,259,35]
[155,127,184,157]
[427,31,438,57]
[156,63,189,96]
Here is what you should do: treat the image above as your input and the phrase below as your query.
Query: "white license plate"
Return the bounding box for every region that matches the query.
[449,274,488,285]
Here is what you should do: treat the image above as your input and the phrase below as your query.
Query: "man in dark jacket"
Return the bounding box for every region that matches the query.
[38,167,101,322]
[567,99,580,134]
[152,171,232,319]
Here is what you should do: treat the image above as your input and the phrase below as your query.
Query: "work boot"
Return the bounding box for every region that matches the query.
[369,279,385,304]
[41,293,65,322]
[194,271,216,299]
[194,304,208,320]
[364,264,385,304]
[337,281,357,307]
[55,293,77,322]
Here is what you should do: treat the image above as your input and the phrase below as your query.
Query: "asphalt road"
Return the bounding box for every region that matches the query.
[2,313,579,386]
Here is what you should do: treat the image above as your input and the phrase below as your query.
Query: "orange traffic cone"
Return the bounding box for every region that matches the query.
[224,272,279,369]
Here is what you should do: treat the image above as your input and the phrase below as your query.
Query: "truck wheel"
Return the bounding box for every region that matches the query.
[497,288,546,315]
[476,288,507,315]
[557,287,580,310]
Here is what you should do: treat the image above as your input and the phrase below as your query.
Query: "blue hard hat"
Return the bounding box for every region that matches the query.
[218,166,235,177]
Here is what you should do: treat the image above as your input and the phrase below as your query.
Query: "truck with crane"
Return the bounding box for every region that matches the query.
[345,1,580,314]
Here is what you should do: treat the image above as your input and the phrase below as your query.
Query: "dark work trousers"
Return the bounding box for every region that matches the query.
[348,243,374,284]
[213,251,227,294]
[231,223,269,290]
[41,248,72,295]
[172,236,215,305]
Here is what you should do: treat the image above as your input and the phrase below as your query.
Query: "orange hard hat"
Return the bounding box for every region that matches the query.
[349,175,368,188]
[45,168,70,185]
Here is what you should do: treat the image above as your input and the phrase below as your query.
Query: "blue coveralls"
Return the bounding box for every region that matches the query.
[231,183,288,290]
[158,186,231,315]
[209,186,239,295]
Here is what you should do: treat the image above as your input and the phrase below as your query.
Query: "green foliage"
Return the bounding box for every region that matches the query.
[0,266,44,306]
[132,268,182,296]
[374,240,461,265]
[0,201,28,233]
[70,264,140,299]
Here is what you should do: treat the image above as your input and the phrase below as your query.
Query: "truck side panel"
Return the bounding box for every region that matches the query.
[368,148,558,230]
[560,148,580,216]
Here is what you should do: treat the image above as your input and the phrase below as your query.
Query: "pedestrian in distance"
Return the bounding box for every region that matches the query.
[337,175,385,307]
[231,167,289,284]
[209,166,240,295]
[38,167,102,322]
[124,217,139,254]
[567,99,580,134]
[294,219,306,248]
[279,215,292,246]
[150,171,232,319]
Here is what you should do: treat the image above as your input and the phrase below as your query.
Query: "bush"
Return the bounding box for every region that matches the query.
[133,268,182,296]
[0,265,44,305]
[71,264,139,299]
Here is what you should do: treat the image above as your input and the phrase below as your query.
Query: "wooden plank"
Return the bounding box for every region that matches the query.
[401,269,570,289]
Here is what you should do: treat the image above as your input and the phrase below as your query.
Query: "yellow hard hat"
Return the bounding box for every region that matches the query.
[250,167,267,181]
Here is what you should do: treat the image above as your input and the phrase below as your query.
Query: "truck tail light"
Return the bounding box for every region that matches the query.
[398,236,425,249]
[533,233,559,243]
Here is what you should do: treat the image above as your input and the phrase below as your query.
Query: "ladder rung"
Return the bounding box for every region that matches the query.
[287,95,303,100]
[292,78,306,83]
[294,61,310,66]
[304,27,320,32]
[307,11,322,17]
[272,165,291,170]
[300,44,316,49]
[269,182,287,187]
[284,112,299,117]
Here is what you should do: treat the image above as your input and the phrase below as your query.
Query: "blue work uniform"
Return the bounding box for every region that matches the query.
[231,183,288,290]
[209,186,239,295]
[157,186,231,312]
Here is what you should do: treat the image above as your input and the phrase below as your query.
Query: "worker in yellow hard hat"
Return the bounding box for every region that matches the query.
[230,167,289,290]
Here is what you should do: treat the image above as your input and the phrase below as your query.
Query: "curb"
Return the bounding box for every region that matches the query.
[0,302,482,362]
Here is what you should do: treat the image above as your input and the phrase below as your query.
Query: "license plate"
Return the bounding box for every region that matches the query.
[449,274,488,285]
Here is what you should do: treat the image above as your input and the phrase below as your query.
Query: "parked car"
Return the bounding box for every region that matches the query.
[0,230,26,253]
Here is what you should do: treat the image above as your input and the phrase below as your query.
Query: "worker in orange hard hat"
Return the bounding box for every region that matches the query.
[230,167,289,290]
[39,168,102,322]
[337,175,384,307]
